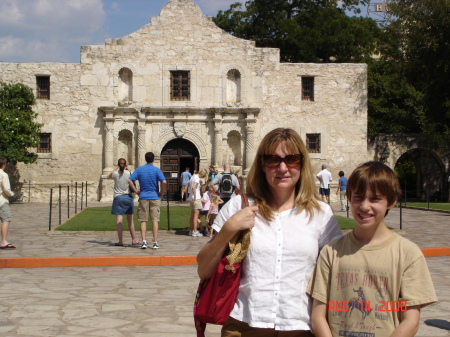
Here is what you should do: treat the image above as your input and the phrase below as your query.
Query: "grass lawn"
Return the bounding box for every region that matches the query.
[56,206,357,231]
[399,202,450,211]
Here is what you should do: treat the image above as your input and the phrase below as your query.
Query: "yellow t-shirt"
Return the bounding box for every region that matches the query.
[307,231,437,337]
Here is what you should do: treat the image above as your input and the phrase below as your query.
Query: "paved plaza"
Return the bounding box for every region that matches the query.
[0,201,449,336]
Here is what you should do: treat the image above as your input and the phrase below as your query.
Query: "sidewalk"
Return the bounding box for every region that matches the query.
[0,201,448,336]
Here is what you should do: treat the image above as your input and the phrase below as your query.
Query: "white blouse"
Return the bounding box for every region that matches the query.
[212,195,342,330]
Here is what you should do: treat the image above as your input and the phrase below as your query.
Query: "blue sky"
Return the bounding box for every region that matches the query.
[0,0,237,63]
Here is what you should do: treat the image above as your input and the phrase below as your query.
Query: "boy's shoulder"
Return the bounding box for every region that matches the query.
[323,231,423,259]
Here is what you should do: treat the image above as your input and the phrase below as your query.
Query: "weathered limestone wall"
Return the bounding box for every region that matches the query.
[0,0,368,201]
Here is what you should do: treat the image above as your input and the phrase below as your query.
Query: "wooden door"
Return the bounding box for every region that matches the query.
[161,139,199,201]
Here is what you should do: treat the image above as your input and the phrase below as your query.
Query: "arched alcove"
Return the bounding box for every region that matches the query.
[226,69,241,104]
[225,131,242,166]
[118,68,133,102]
[117,129,133,166]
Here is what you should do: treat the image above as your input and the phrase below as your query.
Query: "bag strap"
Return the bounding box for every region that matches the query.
[226,194,251,267]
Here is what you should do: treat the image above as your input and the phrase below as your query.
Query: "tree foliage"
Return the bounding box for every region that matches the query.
[370,0,450,144]
[0,82,42,164]
[213,0,381,63]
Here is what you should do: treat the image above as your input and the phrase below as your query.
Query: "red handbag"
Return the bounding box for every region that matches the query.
[194,194,251,337]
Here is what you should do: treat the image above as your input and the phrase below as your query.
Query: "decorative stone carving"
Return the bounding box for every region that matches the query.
[173,122,186,138]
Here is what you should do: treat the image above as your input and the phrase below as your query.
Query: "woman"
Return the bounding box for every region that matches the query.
[197,128,342,336]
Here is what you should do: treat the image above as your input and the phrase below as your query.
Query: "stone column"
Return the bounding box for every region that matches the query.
[213,122,223,167]
[103,122,114,175]
[245,122,255,175]
[137,123,146,167]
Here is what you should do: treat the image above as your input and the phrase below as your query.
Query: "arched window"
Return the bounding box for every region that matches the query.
[226,69,241,104]
[118,68,133,102]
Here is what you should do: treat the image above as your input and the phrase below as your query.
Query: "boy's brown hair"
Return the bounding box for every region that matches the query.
[346,161,402,207]
[0,156,6,168]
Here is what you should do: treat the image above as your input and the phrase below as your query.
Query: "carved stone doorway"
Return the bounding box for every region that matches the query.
[161,139,199,201]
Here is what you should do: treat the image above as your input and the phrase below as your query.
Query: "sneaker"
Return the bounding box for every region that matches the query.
[141,241,148,249]
[192,231,202,237]
[188,231,193,236]
[152,242,159,249]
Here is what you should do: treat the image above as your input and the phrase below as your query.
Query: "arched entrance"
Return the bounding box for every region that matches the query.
[161,139,199,201]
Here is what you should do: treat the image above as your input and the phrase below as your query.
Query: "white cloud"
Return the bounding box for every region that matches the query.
[0,0,106,62]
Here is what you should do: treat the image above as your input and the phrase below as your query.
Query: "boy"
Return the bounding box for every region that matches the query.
[308,161,437,337]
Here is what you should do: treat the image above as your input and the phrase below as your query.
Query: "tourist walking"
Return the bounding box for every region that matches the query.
[188,170,203,237]
[0,157,15,249]
[107,158,139,246]
[197,128,342,336]
[180,167,192,201]
[336,170,348,211]
[129,152,167,249]
[317,164,332,203]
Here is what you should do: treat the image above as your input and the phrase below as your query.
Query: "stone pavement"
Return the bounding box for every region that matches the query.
[0,202,448,336]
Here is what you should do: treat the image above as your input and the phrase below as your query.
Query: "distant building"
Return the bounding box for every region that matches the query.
[0,0,368,202]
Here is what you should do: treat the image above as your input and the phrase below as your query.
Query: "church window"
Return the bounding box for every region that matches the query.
[38,133,52,153]
[306,133,321,153]
[118,68,133,101]
[302,77,314,101]
[170,71,190,100]
[36,76,50,100]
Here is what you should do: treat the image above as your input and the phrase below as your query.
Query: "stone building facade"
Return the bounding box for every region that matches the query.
[0,0,368,202]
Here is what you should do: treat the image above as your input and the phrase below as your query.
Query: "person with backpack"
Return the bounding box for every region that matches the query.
[212,163,240,210]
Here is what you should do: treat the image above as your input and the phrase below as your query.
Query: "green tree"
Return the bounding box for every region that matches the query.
[378,0,450,145]
[0,82,42,164]
[213,0,381,63]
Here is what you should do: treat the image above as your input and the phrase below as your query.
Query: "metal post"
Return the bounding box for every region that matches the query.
[166,189,171,231]
[404,181,407,207]
[75,182,78,214]
[81,182,84,210]
[67,185,70,219]
[346,199,349,218]
[399,199,403,230]
[59,185,62,225]
[49,188,53,231]
[85,181,88,207]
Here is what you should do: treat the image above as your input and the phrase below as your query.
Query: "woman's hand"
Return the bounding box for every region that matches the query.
[223,205,259,232]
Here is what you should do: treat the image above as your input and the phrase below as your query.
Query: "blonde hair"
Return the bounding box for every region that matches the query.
[210,194,221,204]
[246,128,321,221]
[198,168,208,178]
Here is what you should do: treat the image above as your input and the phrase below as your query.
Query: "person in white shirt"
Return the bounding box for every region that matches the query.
[197,128,342,336]
[316,164,333,204]
[0,157,15,249]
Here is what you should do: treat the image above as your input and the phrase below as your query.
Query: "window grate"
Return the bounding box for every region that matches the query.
[170,71,190,100]
[306,133,321,153]
[36,76,50,100]
[38,133,52,153]
[302,77,314,101]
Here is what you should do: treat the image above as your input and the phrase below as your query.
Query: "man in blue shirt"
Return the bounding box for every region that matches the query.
[180,167,192,201]
[129,152,167,249]
[336,170,348,211]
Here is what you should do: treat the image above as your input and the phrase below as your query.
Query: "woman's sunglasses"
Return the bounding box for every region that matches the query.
[262,154,302,168]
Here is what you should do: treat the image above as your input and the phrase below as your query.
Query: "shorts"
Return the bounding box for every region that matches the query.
[190,200,202,210]
[137,199,161,222]
[222,317,314,337]
[0,203,12,222]
[111,194,134,215]
[319,187,330,196]
[200,210,208,216]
